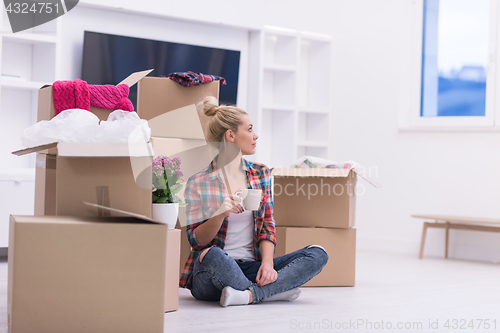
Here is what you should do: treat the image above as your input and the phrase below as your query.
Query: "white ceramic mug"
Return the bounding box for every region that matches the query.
[235,189,262,211]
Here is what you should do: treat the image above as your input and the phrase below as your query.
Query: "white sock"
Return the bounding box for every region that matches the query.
[220,286,250,307]
[262,288,301,302]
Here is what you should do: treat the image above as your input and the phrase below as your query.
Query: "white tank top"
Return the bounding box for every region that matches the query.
[224,210,255,261]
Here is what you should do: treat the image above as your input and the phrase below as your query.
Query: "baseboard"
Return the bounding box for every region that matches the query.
[357,234,500,263]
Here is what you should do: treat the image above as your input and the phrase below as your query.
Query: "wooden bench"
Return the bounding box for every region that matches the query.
[412,214,500,259]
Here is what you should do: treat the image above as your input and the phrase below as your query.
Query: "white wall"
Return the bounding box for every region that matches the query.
[329,0,500,262]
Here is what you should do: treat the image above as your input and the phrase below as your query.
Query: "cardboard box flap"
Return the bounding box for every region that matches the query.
[271,167,382,188]
[12,142,58,156]
[271,167,351,178]
[82,202,164,224]
[13,142,154,157]
[148,104,205,140]
[352,169,382,188]
[118,69,154,87]
[57,142,153,157]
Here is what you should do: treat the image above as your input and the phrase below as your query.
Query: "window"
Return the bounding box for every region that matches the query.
[405,0,500,128]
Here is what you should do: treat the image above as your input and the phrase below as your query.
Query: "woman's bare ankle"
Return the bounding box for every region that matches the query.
[247,290,253,304]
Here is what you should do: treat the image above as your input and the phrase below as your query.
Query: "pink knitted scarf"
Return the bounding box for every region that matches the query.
[52,79,134,115]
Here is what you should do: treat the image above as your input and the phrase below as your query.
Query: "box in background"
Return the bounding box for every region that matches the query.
[274,226,356,287]
[8,214,168,333]
[272,168,358,229]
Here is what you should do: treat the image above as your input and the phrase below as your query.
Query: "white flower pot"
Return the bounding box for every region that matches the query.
[152,203,179,229]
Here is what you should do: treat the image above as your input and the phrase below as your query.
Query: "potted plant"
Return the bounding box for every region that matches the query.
[152,155,184,229]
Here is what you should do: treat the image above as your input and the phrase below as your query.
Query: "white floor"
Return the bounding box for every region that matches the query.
[1,250,499,333]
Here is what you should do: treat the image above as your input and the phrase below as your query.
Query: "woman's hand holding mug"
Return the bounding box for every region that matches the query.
[215,191,244,218]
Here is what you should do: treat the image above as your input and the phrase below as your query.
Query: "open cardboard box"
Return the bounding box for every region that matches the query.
[37,69,153,155]
[271,167,380,229]
[275,226,356,287]
[13,142,153,218]
[7,210,178,333]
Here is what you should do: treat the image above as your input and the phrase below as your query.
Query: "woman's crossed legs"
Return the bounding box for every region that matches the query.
[190,244,328,306]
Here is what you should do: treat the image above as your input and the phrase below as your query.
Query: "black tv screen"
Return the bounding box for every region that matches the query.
[81,31,240,110]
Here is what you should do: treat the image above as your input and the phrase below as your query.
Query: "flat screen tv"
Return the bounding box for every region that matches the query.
[81,31,240,110]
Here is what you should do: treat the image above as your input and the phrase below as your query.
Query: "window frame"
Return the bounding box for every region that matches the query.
[403,0,500,130]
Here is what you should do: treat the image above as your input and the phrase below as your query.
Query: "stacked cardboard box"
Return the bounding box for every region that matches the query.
[137,78,221,275]
[271,167,372,287]
[7,71,220,332]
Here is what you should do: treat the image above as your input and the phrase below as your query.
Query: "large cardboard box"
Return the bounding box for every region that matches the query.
[13,142,153,218]
[274,227,356,287]
[82,202,181,313]
[8,214,168,333]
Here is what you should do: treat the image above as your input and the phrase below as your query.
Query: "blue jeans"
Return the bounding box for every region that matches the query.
[190,245,329,304]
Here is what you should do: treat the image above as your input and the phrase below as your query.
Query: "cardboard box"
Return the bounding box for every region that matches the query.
[274,227,356,287]
[137,77,218,141]
[271,168,358,229]
[177,225,191,280]
[8,214,168,333]
[37,69,153,155]
[38,69,153,122]
[83,202,181,313]
[13,142,153,218]
[164,228,181,312]
[34,153,56,215]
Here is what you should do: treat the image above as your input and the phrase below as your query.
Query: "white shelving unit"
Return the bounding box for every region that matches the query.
[0,7,60,247]
[0,8,60,170]
[249,26,332,168]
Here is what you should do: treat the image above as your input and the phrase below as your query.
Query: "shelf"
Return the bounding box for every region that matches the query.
[298,106,330,114]
[1,78,47,90]
[262,104,295,112]
[263,26,298,37]
[297,141,329,148]
[0,168,35,182]
[263,29,297,67]
[297,145,328,160]
[1,33,57,44]
[299,31,332,42]
[263,64,296,72]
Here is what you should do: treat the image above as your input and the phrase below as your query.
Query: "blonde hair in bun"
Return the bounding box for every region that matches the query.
[198,95,247,144]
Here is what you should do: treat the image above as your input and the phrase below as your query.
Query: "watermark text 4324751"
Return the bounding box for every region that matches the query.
[3,1,79,33]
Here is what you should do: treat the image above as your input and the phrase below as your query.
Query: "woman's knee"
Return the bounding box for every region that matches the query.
[199,245,226,263]
[306,245,329,267]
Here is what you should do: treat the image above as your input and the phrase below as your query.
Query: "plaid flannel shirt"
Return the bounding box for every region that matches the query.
[179,157,276,290]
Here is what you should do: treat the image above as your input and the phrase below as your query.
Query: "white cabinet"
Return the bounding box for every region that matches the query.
[0,170,35,247]
[249,26,332,168]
